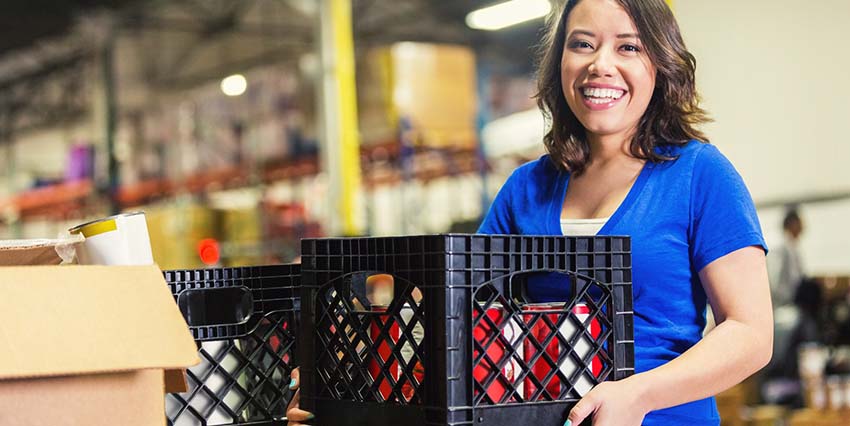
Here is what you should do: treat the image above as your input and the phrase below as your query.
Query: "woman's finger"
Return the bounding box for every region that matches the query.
[289,367,300,390]
[286,368,316,425]
[287,407,315,422]
[286,388,300,412]
[287,387,316,425]
[567,392,598,426]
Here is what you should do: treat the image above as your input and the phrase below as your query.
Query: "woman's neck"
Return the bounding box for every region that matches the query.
[587,131,634,165]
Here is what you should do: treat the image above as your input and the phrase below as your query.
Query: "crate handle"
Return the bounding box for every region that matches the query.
[508,268,599,305]
[318,271,422,313]
[472,268,602,310]
[177,286,255,328]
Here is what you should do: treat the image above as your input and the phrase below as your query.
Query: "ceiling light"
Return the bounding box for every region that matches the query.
[466,0,552,31]
[220,74,247,97]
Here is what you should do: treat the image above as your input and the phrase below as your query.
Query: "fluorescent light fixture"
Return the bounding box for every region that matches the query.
[221,74,247,97]
[466,0,552,31]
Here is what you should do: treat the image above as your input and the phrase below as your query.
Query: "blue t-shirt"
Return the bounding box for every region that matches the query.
[478,140,767,426]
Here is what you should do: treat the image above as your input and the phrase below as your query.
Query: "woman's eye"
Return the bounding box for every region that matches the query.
[621,44,641,53]
[569,41,593,49]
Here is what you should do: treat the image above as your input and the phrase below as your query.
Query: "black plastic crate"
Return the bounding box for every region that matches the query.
[163,264,300,426]
[299,234,634,426]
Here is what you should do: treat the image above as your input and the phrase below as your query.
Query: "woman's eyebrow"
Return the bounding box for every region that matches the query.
[567,29,640,39]
[568,29,596,38]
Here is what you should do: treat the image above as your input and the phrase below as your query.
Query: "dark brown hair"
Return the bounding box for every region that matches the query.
[536,0,710,175]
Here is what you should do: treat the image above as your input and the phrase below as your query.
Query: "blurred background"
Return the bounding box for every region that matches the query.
[0,0,848,422]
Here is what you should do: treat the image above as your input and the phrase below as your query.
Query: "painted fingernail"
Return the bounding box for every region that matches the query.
[306,413,316,420]
[563,421,572,426]
[289,378,297,389]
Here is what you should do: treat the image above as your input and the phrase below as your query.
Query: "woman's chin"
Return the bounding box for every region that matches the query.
[580,122,628,139]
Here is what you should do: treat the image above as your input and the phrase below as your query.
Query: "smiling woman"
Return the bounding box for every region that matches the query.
[479,0,773,425]
[536,0,708,176]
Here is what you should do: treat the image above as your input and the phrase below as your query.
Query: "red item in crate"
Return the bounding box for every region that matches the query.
[523,303,601,400]
[367,304,423,401]
[473,302,524,403]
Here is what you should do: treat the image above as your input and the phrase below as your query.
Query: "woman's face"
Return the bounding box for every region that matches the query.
[561,0,657,141]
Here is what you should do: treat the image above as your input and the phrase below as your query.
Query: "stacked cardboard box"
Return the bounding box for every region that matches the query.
[788,409,848,426]
[358,42,478,149]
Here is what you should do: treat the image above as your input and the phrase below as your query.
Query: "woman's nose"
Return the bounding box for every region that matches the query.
[588,50,616,77]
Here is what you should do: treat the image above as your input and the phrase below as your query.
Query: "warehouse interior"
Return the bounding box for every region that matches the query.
[0,0,848,425]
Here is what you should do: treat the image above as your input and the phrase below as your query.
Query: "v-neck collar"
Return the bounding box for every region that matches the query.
[549,160,655,235]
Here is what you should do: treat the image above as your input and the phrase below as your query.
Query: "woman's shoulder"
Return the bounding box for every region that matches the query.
[656,140,731,172]
[658,140,751,201]
[505,154,561,186]
[657,139,706,158]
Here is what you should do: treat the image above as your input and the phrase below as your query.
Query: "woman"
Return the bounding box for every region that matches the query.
[288,0,772,424]
[478,0,772,425]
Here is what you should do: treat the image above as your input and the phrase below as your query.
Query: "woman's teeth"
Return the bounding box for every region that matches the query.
[582,87,625,104]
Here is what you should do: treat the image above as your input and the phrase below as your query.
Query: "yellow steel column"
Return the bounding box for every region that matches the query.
[319,0,363,236]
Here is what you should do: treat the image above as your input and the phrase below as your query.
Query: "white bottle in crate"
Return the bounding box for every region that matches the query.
[174,341,243,426]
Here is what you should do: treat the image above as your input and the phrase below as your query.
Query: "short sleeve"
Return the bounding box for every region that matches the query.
[689,144,767,271]
[477,170,519,234]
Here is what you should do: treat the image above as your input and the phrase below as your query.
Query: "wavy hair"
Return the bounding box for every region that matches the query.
[536,0,710,174]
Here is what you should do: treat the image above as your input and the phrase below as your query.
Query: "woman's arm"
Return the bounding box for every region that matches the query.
[568,246,773,425]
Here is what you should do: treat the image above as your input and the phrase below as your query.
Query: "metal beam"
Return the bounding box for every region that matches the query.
[102,28,120,215]
[159,1,257,79]
[149,43,306,90]
[0,52,90,140]
[0,52,86,90]
[121,15,314,37]
[318,0,363,236]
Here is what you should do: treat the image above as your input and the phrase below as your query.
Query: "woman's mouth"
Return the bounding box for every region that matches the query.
[580,87,626,110]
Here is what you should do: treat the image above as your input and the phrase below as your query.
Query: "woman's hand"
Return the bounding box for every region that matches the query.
[567,376,652,426]
[286,368,316,425]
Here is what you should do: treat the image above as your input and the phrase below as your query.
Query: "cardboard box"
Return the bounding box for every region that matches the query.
[716,383,745,426]
[358,42,478,148]
[749,405,787,426]
[788,408,849,426]
[0,265,199,426]
[0,236,84,266]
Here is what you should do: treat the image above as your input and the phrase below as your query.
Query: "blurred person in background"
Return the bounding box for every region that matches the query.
[765,209,810,380]
[769,208,805,308]
[477,0,772,425]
